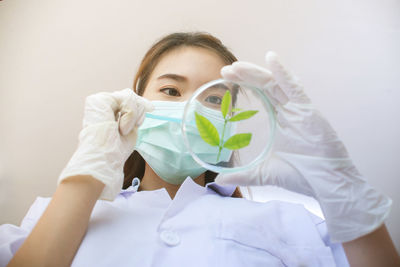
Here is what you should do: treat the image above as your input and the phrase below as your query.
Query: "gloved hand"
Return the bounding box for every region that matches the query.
[215,52,392,243]
[57,88,153,201]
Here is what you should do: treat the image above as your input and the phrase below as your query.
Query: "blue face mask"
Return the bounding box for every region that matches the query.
[134,100,231,184]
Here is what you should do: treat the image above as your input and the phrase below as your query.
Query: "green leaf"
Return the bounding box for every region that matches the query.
[195,112,220,147]
[229,110,258,122]
[231,108,243,112]
[223,133,252,150]
[221,90,231,119]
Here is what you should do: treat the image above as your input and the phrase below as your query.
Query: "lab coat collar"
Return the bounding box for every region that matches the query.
[119,176,236,197]
[156,177,236,228]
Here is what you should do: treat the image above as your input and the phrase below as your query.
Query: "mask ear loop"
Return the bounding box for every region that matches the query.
[145,113,197,126]
[145,113,181,123]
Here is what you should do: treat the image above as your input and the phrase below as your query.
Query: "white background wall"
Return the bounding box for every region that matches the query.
[1,0,399,251]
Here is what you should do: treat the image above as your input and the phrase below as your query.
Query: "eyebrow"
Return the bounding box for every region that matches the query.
[208,83,230,91]
[157,73,187,82]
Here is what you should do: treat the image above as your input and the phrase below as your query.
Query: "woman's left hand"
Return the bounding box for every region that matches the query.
[215,52,392,243]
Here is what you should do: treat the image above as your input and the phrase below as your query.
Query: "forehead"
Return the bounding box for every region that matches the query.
[150,46,227,82]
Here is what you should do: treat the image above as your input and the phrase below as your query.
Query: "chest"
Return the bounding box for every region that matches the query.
[71,195,336,267]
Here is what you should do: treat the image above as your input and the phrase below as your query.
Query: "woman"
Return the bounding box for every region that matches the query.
[1,32,399,266]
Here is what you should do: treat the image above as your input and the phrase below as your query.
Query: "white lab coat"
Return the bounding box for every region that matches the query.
[0,177,349,266]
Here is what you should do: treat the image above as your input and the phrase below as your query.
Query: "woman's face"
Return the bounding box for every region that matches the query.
[142,46,228,103]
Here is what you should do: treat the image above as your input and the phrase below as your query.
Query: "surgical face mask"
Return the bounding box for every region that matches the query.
[134,100,232,185]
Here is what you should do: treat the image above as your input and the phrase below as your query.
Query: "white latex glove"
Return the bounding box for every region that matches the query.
[57,88,153,201]
[215,52,392,243]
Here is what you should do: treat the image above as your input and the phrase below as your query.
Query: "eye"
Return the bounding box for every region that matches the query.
[204,95,222,105]
[160,87,181,97]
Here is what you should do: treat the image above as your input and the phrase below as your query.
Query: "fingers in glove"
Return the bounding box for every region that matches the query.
[81,88,153,136]
[221,65,243,82]
[82,92,119,128]
[119,91,154,136]
[119,106,142,136]
[265,51,310,104]
[105,88,153,136]
[222,61,273,89]
[221,62,288,106]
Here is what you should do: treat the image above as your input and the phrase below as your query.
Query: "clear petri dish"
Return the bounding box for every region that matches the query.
[181,79,276,174]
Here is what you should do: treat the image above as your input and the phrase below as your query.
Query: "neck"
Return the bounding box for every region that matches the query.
[139,163,205,199]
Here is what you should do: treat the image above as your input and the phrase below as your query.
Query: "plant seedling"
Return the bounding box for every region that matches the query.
[195,90,258,162]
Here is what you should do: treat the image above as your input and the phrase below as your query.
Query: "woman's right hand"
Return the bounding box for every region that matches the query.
[57,88,153,201]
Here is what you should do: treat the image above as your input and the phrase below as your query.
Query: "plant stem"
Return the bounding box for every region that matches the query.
[217,119,228,162]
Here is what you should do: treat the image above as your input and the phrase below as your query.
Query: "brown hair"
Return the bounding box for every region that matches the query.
[123,32,242,198]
